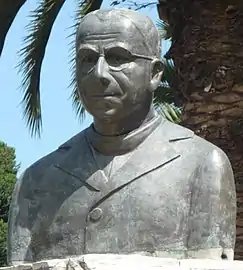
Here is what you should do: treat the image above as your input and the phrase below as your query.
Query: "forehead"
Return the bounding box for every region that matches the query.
[76,15,150,54]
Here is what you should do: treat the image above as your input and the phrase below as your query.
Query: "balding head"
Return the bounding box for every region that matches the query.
[76,8,161,58]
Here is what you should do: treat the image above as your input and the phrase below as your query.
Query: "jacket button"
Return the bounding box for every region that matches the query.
[89,208,103,223]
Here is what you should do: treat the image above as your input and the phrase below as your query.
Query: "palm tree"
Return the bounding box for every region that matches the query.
[157,0,243,259]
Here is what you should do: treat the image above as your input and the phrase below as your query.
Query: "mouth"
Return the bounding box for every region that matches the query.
[92,93,121,98]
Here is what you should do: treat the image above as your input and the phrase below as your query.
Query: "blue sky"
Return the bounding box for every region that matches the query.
[0,0,170,174]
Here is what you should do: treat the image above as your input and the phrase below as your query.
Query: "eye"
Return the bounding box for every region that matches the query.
[77,48,99,64]
[77,50,99,73]
[105,54,129,67]
[81,53,98,64]
[105,48,133,67]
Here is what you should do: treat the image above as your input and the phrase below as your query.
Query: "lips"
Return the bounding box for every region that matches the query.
[91,93,121,98]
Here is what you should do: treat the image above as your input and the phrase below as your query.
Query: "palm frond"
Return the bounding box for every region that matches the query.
[156,20,172,40]
[155,102,181,124]
[18,0,65,137]
[161,58,174,85]
[154,59,176,104]
[153,49,181,123]
[154,84,175,105]
[0,0,27,56]
[69,0,103,121]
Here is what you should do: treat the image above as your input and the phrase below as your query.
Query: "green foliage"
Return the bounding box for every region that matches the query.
[155,103,181,124]
[154,20,181,124]
[0,141,17,266]
[0,141,18,222]
[0,220,7,266]
[154,59,176,105]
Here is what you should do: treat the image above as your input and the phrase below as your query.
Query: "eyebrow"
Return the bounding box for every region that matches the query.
[78,32,121,42]
[77,44,154,60]
[104,43,131,52]
[78,45,99,53]
[78,43,131,54]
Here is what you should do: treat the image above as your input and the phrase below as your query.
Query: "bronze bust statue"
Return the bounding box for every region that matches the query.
[8,8,236,265]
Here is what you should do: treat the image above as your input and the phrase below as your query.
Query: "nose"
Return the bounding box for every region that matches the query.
[94,56,111,86]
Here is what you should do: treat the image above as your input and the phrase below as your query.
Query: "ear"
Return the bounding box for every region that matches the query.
[148,59,164,92]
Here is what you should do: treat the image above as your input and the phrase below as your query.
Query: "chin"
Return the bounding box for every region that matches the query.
[93,109,121,121]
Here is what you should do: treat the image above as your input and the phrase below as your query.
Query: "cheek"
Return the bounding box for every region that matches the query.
[112,63,147,85]
[123,63,150,90]
[76,70,85,92]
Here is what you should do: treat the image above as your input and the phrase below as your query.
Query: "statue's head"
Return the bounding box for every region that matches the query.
[76,8,163,121]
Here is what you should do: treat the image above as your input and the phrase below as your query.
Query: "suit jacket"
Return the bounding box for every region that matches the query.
[7,118,236,263]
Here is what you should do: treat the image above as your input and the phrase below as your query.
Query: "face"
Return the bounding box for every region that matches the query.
[76,14,162,121]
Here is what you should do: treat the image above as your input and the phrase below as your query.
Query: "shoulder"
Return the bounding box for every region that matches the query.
[18,129,88,187]
[159,119,232,173]
[192,133,232,173]
[186,131,234,191]
[157,118,194,141]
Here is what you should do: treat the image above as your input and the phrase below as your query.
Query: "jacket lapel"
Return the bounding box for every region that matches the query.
[111,119,195,185]
[87,120,194,211]
[31,131,100,230]
[53,119,194,194]
[50,130,100,193]
[110,123,181,186]
[41,119,195,215]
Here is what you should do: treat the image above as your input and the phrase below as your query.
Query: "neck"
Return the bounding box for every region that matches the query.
[93,106,155,136]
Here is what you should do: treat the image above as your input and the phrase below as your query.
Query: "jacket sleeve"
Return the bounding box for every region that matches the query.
[7,169,34,265]
[186,148,236,260]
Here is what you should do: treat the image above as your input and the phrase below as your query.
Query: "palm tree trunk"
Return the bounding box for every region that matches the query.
[0,0,27,56]
[158,0,243,259]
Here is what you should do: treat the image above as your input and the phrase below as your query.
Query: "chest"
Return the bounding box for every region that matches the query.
[31,156,194,261]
